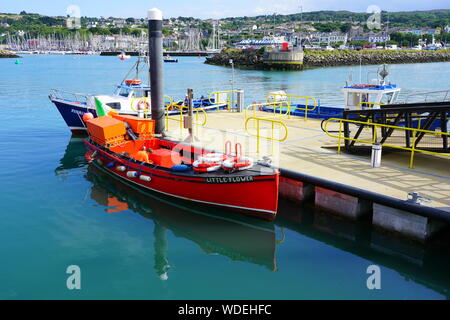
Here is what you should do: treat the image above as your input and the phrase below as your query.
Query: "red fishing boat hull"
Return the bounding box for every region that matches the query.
[85,140,279,221]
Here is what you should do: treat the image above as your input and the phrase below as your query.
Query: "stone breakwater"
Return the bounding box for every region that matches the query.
[304,49,450,68]
[0,50,19,58]
[205,49,450,70]
[205,49,268,69]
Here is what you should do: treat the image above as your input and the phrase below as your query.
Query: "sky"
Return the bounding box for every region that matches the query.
[2,0,450,19]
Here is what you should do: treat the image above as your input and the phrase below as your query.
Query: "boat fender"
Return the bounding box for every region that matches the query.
[106,162,115,168]
[171,164,190,172]
[126,171,138,178]
[82,112,94,122]
[139,175,152,182]
[96,159,103,165]
[116,166,126,172]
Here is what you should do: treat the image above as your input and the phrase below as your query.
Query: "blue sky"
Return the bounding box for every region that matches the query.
[2,0,449,19]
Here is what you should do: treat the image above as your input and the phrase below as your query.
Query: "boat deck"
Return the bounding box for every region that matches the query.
[165,110,450,211]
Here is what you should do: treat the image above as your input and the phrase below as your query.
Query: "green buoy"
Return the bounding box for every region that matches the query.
[15,59,21,65]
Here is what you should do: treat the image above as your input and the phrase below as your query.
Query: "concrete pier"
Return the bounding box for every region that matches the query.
[164,110,450,241]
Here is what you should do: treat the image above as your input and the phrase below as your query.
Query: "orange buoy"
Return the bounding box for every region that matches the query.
[82,112,94,122]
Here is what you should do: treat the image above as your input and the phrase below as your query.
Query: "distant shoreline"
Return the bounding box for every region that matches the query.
[205,49,450,70]
[0,50,19,58]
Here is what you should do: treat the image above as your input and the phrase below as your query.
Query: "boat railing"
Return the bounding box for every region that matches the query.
[245,117,288,154]
[322,117,450,169]
[165,104,207,135]
[405,90,450,104]
[265,93,318,120]
[49,89,91,105]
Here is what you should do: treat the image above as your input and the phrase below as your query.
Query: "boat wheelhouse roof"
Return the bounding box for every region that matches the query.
[116,83,151,90]
[343,84,398,91]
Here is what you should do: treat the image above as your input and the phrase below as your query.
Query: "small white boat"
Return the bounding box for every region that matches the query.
[163,55,178,63]
[118,52,131,60]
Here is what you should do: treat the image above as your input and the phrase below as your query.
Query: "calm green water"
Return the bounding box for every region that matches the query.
[1,55,449,299]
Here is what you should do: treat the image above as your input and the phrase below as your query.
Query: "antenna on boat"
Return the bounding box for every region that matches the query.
[148,8,165,135]
[359,55,362,84]
[378,64,389,85]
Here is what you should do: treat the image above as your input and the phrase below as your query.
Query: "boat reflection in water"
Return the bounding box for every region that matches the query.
[54,137,86,176]
[56,138,279,278]
[86,165,279,277]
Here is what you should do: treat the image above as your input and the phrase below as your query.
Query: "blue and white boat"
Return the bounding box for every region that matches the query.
[262,65,401,119]
[49,58,226,134]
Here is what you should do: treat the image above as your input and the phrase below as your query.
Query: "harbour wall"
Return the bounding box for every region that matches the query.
[304,49,450,68]
[278,168,449,243]
[205,48,450,70]
[100,51,208,57]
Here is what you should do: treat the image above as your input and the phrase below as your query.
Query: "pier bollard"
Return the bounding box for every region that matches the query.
[371,143,382,168]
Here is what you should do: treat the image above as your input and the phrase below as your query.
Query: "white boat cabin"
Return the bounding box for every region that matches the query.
[342,82,400,110]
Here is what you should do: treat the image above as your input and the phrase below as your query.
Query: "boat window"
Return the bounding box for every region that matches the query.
[106,102,121,110]
[380,92,394,104]
[119,87,131,97]
[346,92,361,108]
[131,89,145,98]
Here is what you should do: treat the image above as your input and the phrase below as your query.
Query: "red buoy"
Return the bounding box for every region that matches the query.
[82,112,94,122]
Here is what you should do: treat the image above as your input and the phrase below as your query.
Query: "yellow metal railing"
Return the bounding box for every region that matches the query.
[322,117,450,168]
[244,101,291,120]
[208,90,240,111]
[165,104,207,135]
[265,93,318,120]
[245,116,288,154]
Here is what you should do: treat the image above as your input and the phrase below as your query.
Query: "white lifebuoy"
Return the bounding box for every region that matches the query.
[222,156,254,171]
[192,159,221,173]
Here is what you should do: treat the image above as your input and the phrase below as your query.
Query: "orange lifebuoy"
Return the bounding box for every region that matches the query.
[137,99,150,110]
[125,79,142,85]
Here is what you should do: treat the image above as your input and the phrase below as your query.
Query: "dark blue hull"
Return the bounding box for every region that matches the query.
[53,100,97,133]
[261,104,344,120]
[52,98,228,133]
[261,104,448,131]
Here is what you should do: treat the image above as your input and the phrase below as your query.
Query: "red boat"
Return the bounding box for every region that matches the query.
[83,114,279,220]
